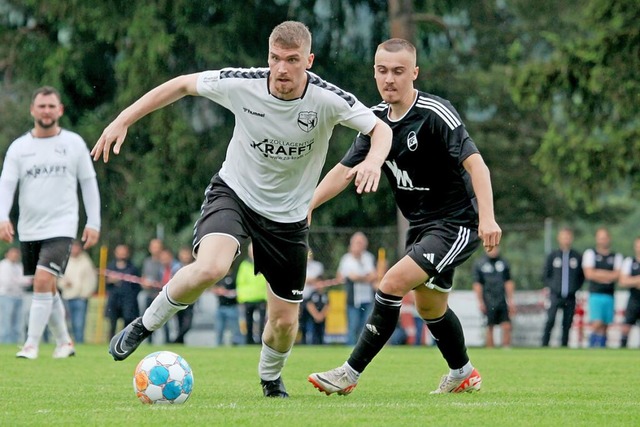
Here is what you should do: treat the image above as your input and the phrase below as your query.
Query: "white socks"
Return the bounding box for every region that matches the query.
[449,361,473,379]
[48,293,73,345]
[259,342,291,381]
[24,292,54,348]
[343,362,361,382]
[142,286,188,331]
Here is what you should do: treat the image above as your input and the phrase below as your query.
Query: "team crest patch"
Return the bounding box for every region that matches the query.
[407,131,418,151]
[298,111,318,132]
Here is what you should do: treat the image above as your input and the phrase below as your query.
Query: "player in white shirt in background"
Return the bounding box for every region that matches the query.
[0,86,101,359]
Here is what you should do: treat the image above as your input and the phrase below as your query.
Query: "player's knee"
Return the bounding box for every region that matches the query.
[268,314,298,335]
[186,262,227,288]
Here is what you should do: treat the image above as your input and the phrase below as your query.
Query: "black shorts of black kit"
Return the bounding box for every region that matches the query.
[485,302,510,326]
[194,175,309,303]
[623,296,640,325]
[405,207,480,291]
[21,237,73,277]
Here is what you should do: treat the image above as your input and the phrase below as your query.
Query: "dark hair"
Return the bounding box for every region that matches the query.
[31,86,62,104]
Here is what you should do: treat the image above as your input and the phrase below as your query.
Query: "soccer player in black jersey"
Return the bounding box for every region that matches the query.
[308,38,501,395]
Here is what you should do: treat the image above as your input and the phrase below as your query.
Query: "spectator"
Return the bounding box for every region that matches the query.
[300,249,325,344]
[141,238,164,344]
[171,247,194,344]
[541,227,584,347]
[59,240,97,343]
[582,227,623,348]
[105,244,141,339]
[213,271,243,346]
[337,232,377,345]
[158,248,180,343]
[472,246,515,348]
[0,247,31,343]
[236,242,267,345]
[619,236,640,348]
[305,284,330,345]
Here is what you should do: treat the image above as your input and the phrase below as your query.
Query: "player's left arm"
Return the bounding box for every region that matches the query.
[463,153,502,250]
[79,176,101,249]
[308,164,353,225]
[348,118,392,194]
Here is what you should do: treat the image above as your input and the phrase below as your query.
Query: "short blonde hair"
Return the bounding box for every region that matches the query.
[269,21,312,53]
[377,38,416,54]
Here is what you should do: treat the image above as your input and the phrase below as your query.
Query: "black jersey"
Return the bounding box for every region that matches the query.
[341,91,479,223]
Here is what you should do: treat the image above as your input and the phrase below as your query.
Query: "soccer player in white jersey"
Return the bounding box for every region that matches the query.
[92,21,392,397]
[0,86,101,360]
[307,38,501,395]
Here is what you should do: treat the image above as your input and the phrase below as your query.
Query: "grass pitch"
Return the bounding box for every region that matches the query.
[1,343,638,426]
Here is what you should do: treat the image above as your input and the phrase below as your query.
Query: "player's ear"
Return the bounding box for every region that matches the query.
[306,53,315,69]
[413,66,419,81]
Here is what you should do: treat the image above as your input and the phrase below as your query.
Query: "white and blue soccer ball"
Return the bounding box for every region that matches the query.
[133,351,194,404]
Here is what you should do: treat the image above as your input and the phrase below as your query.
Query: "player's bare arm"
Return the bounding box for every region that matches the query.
[584,268,619,284]
[620,273,640,288]
[82,227,100,249]
[92,73,200,163]
[348,118,392,194]
[463,153,501,250]
[308,164,353,225]
[0,220,14,243]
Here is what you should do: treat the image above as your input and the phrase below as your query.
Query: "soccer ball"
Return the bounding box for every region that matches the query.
[133,351,194,404]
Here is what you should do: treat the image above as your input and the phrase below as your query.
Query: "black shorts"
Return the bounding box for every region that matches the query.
[21,237,73,277]
[194,175,309,303]
[624,297,640,325]
[406,215,479,292]
[486,302,510,326]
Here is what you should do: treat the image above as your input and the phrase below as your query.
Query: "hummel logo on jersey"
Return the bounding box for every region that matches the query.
[243,107,265,117]
[407,131,418,151]
[423,253,435,263]
[366,324,380,335]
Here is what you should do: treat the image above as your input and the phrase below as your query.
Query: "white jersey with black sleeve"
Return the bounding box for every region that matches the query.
[0,129,100,241]
[196,68,377,223]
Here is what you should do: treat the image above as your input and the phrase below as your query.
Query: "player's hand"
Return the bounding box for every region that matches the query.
[91,118,128,163]
[307,209,314,226]
[0,221,14,243]
[348,156,384,194]
[478,218,502,251]
[82,227,100,249]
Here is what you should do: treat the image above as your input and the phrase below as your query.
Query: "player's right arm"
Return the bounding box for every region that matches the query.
[92,73,200,163]
[0,153,19,243]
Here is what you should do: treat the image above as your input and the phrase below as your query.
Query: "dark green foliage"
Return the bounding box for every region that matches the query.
[0,0,637,256]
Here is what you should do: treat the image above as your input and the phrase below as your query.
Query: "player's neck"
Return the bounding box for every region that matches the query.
[31,125,61,138]
[388,89,417,120]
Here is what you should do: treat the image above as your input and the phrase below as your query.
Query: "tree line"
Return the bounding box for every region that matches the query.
[0,0,637,256]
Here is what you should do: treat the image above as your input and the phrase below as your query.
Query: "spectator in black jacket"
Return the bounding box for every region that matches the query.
[105,244,141,339]
[541,227,584,347]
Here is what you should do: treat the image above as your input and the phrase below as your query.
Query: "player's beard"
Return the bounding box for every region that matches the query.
[36,118,58,129]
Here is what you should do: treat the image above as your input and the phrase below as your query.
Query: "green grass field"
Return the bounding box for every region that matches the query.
[1,344,638,426]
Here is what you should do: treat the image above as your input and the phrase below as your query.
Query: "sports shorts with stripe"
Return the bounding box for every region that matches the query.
[193,175,309,303]
[21,237,73,277]
[406,212,480,292]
